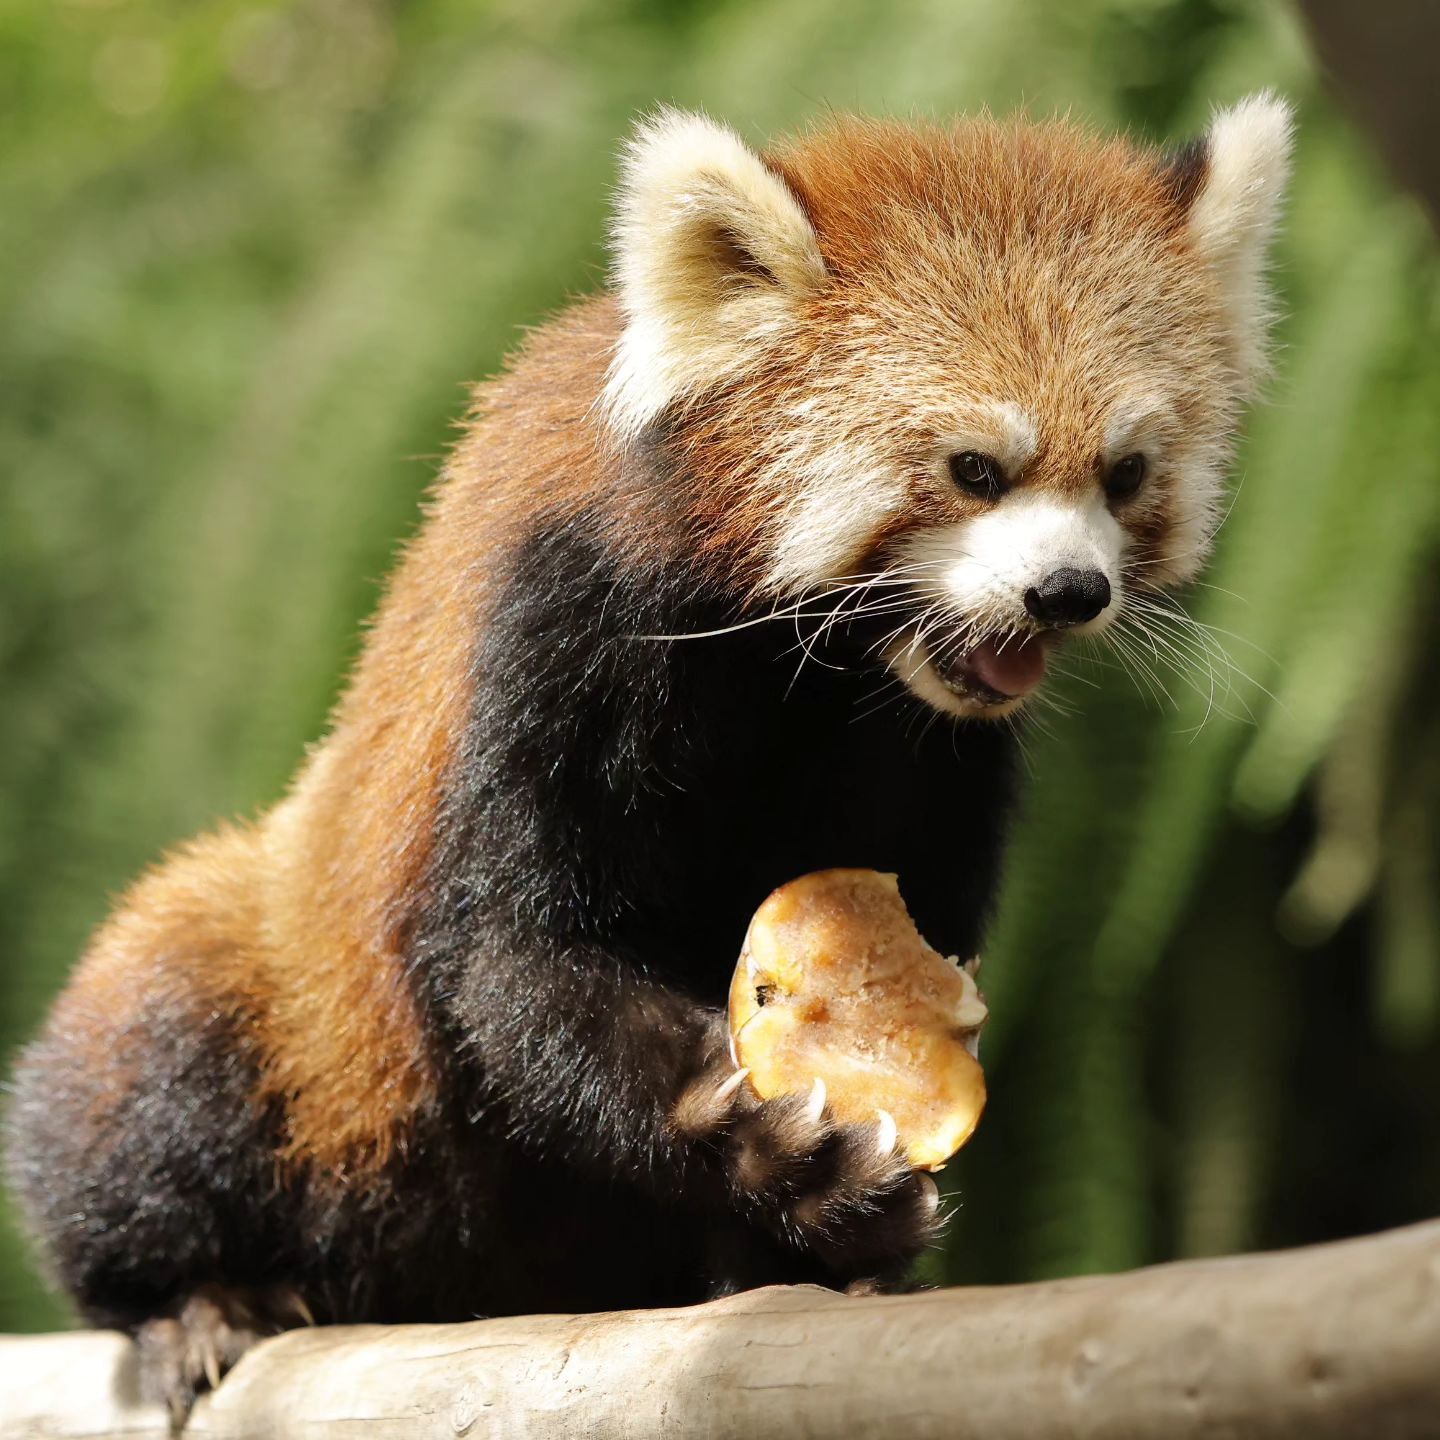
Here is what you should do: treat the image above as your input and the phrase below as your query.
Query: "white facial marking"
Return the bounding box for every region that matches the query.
[888,492,1127,715]
[1158,453,1226,585]
[762,441,906,594]
[929,492,1125,623]
[987,401,1041,475]
[1104,397,1178,464]
[939,401,1041,480]
[1102,394,1227,588]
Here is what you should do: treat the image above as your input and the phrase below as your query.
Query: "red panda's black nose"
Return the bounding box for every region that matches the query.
[1024,568,1111,627]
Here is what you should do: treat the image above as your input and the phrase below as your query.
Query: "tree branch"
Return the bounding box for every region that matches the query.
[3,1219,1439,1438]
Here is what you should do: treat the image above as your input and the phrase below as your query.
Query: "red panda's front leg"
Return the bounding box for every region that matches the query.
[452,948,939,1292]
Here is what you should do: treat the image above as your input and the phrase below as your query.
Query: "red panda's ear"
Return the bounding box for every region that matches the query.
[1183,93,1295,386]
[604,109,828,437]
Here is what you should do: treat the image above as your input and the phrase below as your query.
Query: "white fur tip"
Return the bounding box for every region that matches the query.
[1204,93,1294,219]
[1212,92,1295,158]
[620,105,752,180]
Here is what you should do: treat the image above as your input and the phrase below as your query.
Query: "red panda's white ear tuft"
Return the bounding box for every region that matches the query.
[1187,93,1295,385]
[603,109,827,438]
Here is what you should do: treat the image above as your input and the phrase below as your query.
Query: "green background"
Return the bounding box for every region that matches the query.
[2,0,1437,1329]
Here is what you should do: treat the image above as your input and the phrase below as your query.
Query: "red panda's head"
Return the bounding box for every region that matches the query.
[603,103,1292,717]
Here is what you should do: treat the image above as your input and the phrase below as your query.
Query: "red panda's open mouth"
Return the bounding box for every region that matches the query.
[931,633,1050,705]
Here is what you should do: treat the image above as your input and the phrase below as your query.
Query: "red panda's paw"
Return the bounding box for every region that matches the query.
[135,1283,314,1427]
[727,1093,942,1274]
[672,1051,941,1278]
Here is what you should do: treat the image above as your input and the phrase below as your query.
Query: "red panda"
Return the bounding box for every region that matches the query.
[5,100,1292,1418]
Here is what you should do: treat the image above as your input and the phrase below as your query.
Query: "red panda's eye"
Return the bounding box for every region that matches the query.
[949,451,1004,499]
[1106,453,1147,501]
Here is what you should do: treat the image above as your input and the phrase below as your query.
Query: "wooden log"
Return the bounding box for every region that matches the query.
[3,1218,1438,1439]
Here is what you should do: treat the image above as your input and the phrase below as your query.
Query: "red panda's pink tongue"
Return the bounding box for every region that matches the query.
[966,635,1048,697]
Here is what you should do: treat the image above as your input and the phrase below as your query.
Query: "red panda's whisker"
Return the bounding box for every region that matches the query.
[810,573,933,646]
[785,582,932,684]
[1130,589,1281,672]
[849,675,913,726]
[781,567,951,691]
[636,610,823,643]
[1125,615,1227,729]
[634,563,938,645]
[779,599,926,665]
[1041,652,1104,693]
[1178,577,1251,606]
[863,618,927,668]
[1121,588,1277,714]
[788,562,950,656]
[1121,609,1265,730]
[1114,602,1251,729]
[1102,621,1176,709]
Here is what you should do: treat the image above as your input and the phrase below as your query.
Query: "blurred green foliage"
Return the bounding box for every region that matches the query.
[1,0,1437,1331]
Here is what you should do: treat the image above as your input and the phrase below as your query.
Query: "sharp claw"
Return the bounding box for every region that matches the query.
[202,1346,222,1392]
[714,1067,751,1104]
[915,1171,940,1217]
[964,955,982,977]
[287,1293,316,1328]
[805,1075,827,1125]
[875,1108,899,1156]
